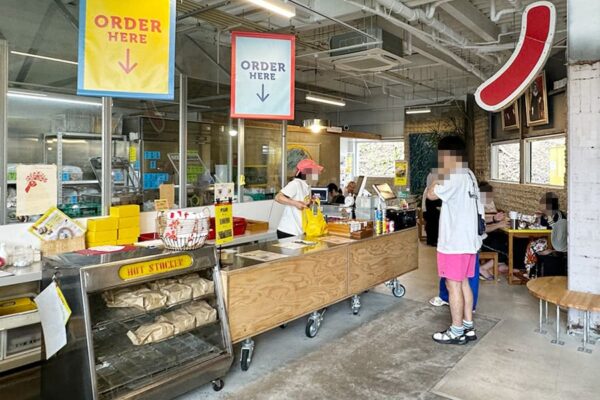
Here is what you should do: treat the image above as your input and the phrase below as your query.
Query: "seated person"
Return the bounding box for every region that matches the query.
[344,181,357,197]
[327,183,345,204]
[524,192,567,278]
[479,182,509,279]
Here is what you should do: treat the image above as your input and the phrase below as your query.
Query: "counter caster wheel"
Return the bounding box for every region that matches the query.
[350,295,361,315]
[392,284,406,298]
[280,324,288,329]
[305,319,318,338]
[240,338,254,372]
[212,379,224,392]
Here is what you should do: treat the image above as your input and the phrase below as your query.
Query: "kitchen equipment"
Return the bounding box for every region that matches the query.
[41,247,233,400]
[385,208,417,231]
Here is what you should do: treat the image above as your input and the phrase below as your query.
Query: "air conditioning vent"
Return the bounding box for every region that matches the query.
[323,28,411,72]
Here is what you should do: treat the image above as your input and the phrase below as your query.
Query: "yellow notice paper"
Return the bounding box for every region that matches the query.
[394,160,408,186]
[16,164,57,217]
[34,282,72,359]
[215,203,233,245]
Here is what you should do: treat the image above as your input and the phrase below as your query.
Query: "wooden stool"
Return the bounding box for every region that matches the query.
[560,291,594,353]
[479,251,498,282]
[527,277,568,342]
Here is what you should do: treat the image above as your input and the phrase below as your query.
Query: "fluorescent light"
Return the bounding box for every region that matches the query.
[10,50,78,65]
[405,107,431,114]
[303,119,326,133]
[247,0,296,18]
[8,91,101,107]
[229,129,238,137]
[306,94,346,107]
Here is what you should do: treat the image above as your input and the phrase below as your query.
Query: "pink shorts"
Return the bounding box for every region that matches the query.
[437,252,476,281]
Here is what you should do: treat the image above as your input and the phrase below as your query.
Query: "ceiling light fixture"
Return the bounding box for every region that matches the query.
[247,0,296,18]
[303,119,327,133]
[10,50,78,65]
[305,93,346,107]
[229,129,238,137]
[405,107,431,114]
[8,91,102,107]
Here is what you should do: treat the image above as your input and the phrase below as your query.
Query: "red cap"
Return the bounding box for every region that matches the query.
[296,159,324,173]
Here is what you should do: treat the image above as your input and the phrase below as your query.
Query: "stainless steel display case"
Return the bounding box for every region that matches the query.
[41,246,233,400]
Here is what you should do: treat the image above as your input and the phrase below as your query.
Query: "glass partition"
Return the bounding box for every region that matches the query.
[243,123,282,201]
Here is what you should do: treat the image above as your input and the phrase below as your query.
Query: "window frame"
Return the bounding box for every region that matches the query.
[490,139,521,184]
[523,133,566,188]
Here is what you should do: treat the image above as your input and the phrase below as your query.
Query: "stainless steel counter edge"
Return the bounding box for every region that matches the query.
[220,227,418,274]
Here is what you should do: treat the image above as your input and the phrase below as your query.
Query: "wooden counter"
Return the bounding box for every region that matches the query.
[221,227,418,343]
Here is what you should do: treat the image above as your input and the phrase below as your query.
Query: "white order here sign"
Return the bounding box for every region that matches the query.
[230,32,295,120]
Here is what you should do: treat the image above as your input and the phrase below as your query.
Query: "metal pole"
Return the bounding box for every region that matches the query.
[281,121,287,190]
[179,74,188,208]
[227,120,233,183]
[237,118,245,203]
[101,97,112,216]
[0,40,7,225]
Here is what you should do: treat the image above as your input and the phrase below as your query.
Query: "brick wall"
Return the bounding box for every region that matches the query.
[472,104,567,214]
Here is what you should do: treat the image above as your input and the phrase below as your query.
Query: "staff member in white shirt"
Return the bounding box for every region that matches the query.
[275,159,324,239]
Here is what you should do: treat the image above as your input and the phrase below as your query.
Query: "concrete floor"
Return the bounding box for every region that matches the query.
[182,243,600,400]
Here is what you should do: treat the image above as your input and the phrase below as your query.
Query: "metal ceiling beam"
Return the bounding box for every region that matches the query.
[52,0,78,31]
[177,1,231,21]
[15,3,57,83]
[441,1,500,42]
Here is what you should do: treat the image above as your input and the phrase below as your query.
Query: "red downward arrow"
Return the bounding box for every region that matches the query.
[118,48,138,74]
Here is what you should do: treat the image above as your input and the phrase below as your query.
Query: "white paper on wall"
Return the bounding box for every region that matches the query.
[16,164,57,216]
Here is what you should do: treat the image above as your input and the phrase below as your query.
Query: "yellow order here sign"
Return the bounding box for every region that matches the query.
[118,254,193,280]
[77,0,175,99]
[215,203,234,246]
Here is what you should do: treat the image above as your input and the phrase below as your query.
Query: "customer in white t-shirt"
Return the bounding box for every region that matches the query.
[426,135,483,345]
[275,159,324,239]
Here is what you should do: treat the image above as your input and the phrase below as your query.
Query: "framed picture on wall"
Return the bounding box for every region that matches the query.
[525,71,549,126]
[501,100,520,130]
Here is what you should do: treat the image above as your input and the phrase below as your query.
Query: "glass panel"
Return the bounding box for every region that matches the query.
[492,142,520,182]
[5,323,42,357]
[529,137,565,186]
[244,123,282,201]
[356,141,405,177]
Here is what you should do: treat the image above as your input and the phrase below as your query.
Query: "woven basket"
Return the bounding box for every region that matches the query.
[156,210,210,250]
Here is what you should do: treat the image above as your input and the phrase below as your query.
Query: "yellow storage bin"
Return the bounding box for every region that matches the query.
[87,217,119,232]
[117,237,137,245]
[110,205,140,218]
[0,297,37,316]
[87,241,118,248]
[118,216,140,229]
[86,230,118,243]
[118,227,140,240]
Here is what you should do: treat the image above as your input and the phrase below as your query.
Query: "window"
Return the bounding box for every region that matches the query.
[525,136,565,186]
[491,141,520,182]
[356,141,405,177]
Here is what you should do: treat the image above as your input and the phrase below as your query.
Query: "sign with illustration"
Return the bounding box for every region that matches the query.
[77,0,176,99]
[230,32,295,120]
[394,160,408,186]
[16,164,57,216]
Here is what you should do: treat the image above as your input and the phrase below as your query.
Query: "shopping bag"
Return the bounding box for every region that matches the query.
[303,199,328,238]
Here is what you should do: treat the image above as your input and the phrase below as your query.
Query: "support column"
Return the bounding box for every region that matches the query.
[0,39,7,225]
[101,97,112,216]
[281,121,287,189]
[237,119,245,203]
[179,74,188,208]
[567,0,600,327]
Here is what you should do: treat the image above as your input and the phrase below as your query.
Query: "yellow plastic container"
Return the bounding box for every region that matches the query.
[87,217,119,232]
[0,297,37,316]
[118,216,140,229]
[110,205,140,218]
[117,237,137,245]
[86,230,118,243]
[118,227,140,240]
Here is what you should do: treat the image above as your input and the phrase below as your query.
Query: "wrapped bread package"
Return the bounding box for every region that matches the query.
[148,278,178,291]
[156,309,196,334]
[183,301,217,327]
[127,322,175,346]
[178,274,215,298]
[160,283,193,306]
[103,287,167,311]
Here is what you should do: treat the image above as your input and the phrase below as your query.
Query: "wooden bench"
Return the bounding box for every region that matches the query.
[479,251,499,282]
[527,276,600,352]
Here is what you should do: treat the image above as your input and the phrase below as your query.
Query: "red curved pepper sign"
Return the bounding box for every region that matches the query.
[475,1,556,112]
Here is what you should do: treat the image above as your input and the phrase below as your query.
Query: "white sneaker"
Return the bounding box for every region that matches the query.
[429,296,449,307]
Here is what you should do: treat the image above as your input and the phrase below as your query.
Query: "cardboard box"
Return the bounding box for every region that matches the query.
[118,227,140,240]
[117,237,137,245]
[118,216,140,229]
[110,205,140,218]
[86,230,118,243]
[87,217,119,232]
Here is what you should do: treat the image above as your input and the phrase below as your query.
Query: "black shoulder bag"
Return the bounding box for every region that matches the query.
[467,172,486,235]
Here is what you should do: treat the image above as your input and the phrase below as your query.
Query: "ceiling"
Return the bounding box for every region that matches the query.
[0,0,568,120]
